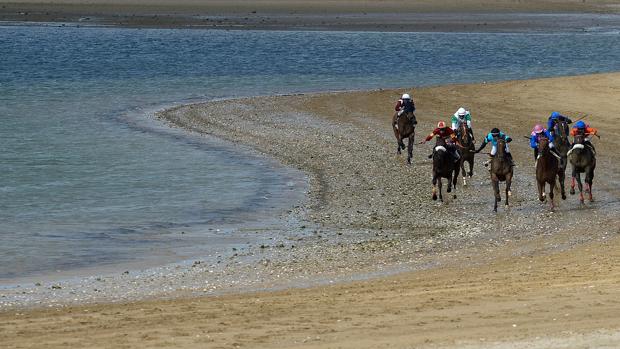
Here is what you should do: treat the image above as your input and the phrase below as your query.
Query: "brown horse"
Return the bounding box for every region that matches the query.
[536,137,566,209]
[553,119,570,192]
[489,138,513,212]
[457,123,475,186]
[431,137,460,202]
[392,111,417,164]
[568,134,596,203]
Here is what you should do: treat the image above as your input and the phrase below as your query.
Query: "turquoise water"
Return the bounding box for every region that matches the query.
[1,26,619,281]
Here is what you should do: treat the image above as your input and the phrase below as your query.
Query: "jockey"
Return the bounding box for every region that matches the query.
[451,107,474,141]
[475,127,514,167]
[395,93,415,117]
[570,120,598,154]
[422,121,461,162]
[547,111,572,136]
[530,124,558,160]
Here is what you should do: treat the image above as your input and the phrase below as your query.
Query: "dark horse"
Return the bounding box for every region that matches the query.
[431,137,460,202]
[536,137,566,210]
[553,119,571,193]
[568,134,596,203]
[489,138,513,212]
[457,122,475,186]
[392,111,417,164]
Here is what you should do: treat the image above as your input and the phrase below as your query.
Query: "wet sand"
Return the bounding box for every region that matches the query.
[2,0,620,31]
[1,73,619,348]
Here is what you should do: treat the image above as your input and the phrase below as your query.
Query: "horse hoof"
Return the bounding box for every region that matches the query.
[562,194,566,200]
[432,194,437,201]
[570,188,575,195]
[447,187,452,193]
[508,191,512,197]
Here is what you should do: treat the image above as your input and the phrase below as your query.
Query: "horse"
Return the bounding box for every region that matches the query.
[489,138,513,212]
[536,137,566,210]
[431,137,460,202]
[553,119,571,192]
[568,134,596,203]
[457,122,475,186]
[392,111,417,164]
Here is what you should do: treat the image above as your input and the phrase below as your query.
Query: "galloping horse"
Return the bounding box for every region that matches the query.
[568,134,596,203]
[392,111,417,164]
[457,122,475,186]
[489,138,513,212]
[431,137,460,202]
[553,119,571,193]
[536,137,566,209]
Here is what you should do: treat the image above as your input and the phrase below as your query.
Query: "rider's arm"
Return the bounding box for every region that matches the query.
[424,131,436,142]
[529,136,538,148]
[394,101,402,111]
[475,137,488,152]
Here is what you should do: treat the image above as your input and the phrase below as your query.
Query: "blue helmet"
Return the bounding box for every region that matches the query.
[550,111,560,119]
[575,120,586,129]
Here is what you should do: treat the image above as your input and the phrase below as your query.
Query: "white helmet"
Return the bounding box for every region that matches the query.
[401,93,411,100]
[457,107,467,116]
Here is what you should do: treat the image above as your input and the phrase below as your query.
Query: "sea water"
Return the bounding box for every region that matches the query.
[1,25,619,282]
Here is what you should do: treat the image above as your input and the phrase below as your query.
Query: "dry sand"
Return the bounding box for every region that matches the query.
[1,0,620,30]
[1,73,619,348]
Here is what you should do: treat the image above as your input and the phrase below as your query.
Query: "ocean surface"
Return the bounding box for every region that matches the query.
[1,25,619,282]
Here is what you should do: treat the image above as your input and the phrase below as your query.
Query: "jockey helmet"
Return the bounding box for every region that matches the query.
[533,124,544,134]
[550,111,560,119]
[437,121,446,128]
[401,93,411,100]
[457,107,467,117]
[491,128,500,136]
[575,120,586,129]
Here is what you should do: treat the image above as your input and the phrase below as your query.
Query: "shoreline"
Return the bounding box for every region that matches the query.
[1,73,619,347]
[1,1,620,31]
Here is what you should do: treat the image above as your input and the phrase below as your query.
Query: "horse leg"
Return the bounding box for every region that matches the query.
[452,171,458,199]
[460,159,467,186]
[570,168,576,195]
[438,178,444,202]
[407,134,414,165]
[393,126,402,154]
[492,177,500,212]
[468,158,474,178]
[576,172,584,204]
[559,170,566,200]
[432,176,438,201]
[585,167,594,202]
[505,173,512,208]
[537,180,545,202]
[549,180,555,210]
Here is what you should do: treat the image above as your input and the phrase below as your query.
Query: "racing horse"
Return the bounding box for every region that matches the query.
[457,122,475,186]
[392,111,417,164]
[553,118,571,192]
[489,138,513,212]
[568,134,596,203]
[536,137,566,209]
[431,137,460,202]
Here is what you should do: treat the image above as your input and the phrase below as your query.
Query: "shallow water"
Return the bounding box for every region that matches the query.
[1,25,619,282]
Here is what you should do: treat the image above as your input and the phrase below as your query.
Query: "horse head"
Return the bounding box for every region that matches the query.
[459,123,471,146]
[573,133,585,145]
[496,138,506,158]
[538,136,550,153]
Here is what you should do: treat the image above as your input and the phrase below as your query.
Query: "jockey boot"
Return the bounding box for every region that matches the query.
[585,141,597,156]
[507,152,515,167]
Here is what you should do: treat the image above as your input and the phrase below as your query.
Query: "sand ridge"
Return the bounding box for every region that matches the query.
[1,0,620,30]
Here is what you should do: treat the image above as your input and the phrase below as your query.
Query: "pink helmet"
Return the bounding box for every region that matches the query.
[437,121,446,128]
[533,124,544,134]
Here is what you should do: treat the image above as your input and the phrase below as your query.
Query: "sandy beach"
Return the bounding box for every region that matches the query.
[1,72,619,348]
[2,0,620,30]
